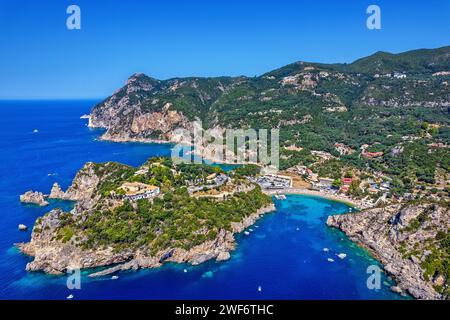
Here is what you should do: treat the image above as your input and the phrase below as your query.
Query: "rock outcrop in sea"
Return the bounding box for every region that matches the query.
[19,191,49,206]
[48,182,65,199]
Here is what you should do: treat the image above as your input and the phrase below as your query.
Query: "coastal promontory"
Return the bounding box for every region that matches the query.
[18,157,274,275]
[327,203,449,300]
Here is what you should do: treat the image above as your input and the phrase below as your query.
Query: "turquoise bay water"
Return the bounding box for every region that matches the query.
[0,100,403,299]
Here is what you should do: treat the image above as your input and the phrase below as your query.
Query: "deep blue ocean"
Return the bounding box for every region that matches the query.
[0,100,404,299]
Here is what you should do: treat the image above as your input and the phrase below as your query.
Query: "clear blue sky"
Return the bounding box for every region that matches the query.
[0,0,449,99]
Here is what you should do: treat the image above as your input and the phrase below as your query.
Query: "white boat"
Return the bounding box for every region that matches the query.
[244,231,250,236]
[111,275,119,280]
[327,258,334,263]
[323,248,329,252]
[337,253,347,259]
[183,269,188,273]
[66,294,74,300]
[258,286,262,292]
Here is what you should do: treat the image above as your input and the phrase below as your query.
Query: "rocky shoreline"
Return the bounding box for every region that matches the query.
[19,179,89,206]
[18,204,275,277]
[96,131,174,145]
[89,204,276,277]
[92,127,247,167]
[326,204,448,300]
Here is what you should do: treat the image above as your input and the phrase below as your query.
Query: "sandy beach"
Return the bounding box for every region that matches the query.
[263,188,361,208]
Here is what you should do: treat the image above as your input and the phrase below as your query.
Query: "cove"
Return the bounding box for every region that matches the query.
[0,100,404,299]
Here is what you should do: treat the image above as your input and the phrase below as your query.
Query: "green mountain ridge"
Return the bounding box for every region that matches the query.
[89,46,450,193]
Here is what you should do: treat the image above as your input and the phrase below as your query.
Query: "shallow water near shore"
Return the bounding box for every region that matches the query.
[0,100,405,299]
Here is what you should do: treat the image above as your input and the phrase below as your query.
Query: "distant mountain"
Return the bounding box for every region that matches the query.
[347,46,450,74]
[81,46,450,300]
[89,46,450,187]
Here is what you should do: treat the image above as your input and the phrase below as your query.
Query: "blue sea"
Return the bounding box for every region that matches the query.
[0,100,405,299]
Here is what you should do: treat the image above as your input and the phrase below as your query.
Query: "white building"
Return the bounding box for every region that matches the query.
[119,182,161,201]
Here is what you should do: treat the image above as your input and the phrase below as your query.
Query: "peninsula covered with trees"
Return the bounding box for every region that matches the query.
[18,158,274,276]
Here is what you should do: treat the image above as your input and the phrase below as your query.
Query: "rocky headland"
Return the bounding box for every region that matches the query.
[327,203,449,300]
[18,203,275,277]
[17,158,275,276]
[87,47,450,151]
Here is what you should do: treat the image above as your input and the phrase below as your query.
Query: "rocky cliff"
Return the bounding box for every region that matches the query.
[88,47,450,147]
[327,203,449,300]
[63,162,101,201]
[88,73,234,142]
[19,203,275,276]
[18,158,275,276]
[21,162,110,208]
[18,209,133,274]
